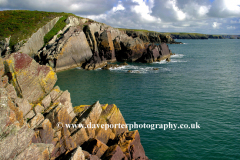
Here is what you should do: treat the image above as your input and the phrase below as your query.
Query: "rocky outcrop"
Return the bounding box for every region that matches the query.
[0,53,149,160]
[34,18,174,71]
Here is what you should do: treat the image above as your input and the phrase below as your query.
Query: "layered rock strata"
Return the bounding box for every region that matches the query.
[1,15,175,72]
[0,52,149,160]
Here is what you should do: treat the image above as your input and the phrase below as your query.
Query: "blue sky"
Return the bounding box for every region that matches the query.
[0,0,240,34]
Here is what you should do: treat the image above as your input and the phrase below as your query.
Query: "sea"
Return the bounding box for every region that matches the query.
[56,39,240,160]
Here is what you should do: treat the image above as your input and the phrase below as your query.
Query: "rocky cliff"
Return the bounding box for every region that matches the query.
[0,52,149,160]
[0,11,175,72]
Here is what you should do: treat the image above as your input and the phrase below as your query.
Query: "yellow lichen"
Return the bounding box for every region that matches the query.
[74,105,89,113]
[102,104,108,110]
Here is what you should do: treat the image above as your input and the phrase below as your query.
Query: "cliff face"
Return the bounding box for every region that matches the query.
[0,52,149,160]
[0,12,174,72]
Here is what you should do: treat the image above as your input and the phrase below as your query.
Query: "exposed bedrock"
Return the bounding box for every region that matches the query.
[33,19,173,71]
[0,53,149,160]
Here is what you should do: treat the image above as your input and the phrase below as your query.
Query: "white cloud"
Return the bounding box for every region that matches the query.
[131,0,160,22]
[212,22,222,29]
[112,3,125,12]
[208,0,240,17]
[0,0,240,34]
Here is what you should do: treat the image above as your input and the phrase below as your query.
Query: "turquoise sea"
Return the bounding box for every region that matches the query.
[56,39,240,160]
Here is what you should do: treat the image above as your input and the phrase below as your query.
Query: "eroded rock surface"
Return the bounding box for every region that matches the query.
[0,53,149,160]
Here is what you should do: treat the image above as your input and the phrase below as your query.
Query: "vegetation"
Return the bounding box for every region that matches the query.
[0,10,76,48]
[43,15,68,44]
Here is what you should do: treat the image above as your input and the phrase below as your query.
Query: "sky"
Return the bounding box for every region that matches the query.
[0,0,240,34]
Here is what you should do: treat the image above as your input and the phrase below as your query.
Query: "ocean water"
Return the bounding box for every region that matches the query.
[56,39,240,160]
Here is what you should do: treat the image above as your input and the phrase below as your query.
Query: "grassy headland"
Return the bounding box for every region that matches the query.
[0,10,77,48]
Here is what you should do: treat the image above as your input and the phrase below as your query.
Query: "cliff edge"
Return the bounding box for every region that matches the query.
[0,52,149,160]
[0,10,175,72]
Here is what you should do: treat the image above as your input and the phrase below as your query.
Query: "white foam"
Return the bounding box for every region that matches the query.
[171,54,184,58]
[170,59,187,63]
[153,60,167,64]
[108,64,171,74]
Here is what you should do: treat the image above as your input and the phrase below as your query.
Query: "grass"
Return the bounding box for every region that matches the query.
[44,15,68,44]
[0,10,76,49]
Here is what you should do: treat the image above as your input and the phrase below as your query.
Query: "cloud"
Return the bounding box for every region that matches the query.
[208,0,240,18]
[227,26,236,29]
[0,0,118,15]
[0,0,240,34]
[212,22,222,28]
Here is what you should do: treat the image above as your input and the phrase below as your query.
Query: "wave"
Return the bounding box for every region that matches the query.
[170,59,187,63]
[171,54,184,58]
[109,65,170,73]
[153,60,168,64]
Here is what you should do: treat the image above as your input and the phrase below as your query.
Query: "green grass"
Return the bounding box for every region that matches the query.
[0,10,76,49]
[44,15,68,44]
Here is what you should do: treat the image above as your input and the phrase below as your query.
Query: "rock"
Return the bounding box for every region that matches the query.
[24,110,35,120]
[114,37,148,62]
[55,28,93,72]
[51,126,77,159]
[71,127,89,146]
[4,52,57,103]
[98,30,116,61]
[16,98,32,117]
[32,119,54,144]
[49,86,62,102]
[153,68,159,70]
[41,94,51,109]
[95,118,115,144]
[14,143,54,160]
[79,101,102,138]
[100,104,128,135]
[54,90,76,120]
[29,113,44,129]
[58,146,85,160]
[81,138,108,158]
[1,75,8,88]
[101,145,126,160]
[127,70,132,73]
[109,130,148,160]
[0,125,35,160]
[34,103,44,114]
[5,84,17,100]
[18,17,60,57]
